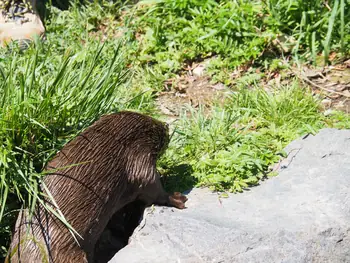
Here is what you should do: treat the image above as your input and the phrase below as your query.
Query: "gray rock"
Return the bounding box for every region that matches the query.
[109,129,350,263]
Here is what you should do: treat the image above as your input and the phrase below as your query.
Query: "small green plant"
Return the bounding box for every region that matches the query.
[160,106,279,192]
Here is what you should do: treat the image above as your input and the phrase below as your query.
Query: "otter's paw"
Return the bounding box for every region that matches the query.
[169,192,188,209]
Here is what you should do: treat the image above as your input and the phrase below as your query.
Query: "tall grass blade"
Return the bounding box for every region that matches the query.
[323,0,339,64]
[340,0,345,53]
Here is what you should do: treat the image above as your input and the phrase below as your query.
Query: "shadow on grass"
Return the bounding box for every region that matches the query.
[161,163,197,193]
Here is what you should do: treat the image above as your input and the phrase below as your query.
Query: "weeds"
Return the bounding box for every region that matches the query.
[117,0,350,78]
[129,0,268,72]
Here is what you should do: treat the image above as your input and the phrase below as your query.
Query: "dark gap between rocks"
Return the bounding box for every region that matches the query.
[94,200,146,263]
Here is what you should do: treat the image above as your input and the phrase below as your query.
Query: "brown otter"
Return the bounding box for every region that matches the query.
[7,111,187,263]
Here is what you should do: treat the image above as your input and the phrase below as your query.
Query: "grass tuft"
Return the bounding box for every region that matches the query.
[160,83,326,192]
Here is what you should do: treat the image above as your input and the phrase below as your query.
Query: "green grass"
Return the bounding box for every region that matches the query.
[1,0,350,259]
[268,0,349,64]
[118,0,350,76]
[159,83,332,192]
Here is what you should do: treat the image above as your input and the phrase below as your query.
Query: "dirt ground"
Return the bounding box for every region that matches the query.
[155,75,230,119]
[299,62,350,113]
[155,60,350,119]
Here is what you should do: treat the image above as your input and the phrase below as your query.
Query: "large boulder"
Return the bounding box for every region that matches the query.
[109,128,350,263]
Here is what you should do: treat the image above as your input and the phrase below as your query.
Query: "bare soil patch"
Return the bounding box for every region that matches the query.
[299,62,350,114]
[155,75,230,119]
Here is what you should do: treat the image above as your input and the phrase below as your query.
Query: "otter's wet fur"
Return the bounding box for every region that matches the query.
[7,111,187,263]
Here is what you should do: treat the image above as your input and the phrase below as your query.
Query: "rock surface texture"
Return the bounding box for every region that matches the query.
[109,129,350,263]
